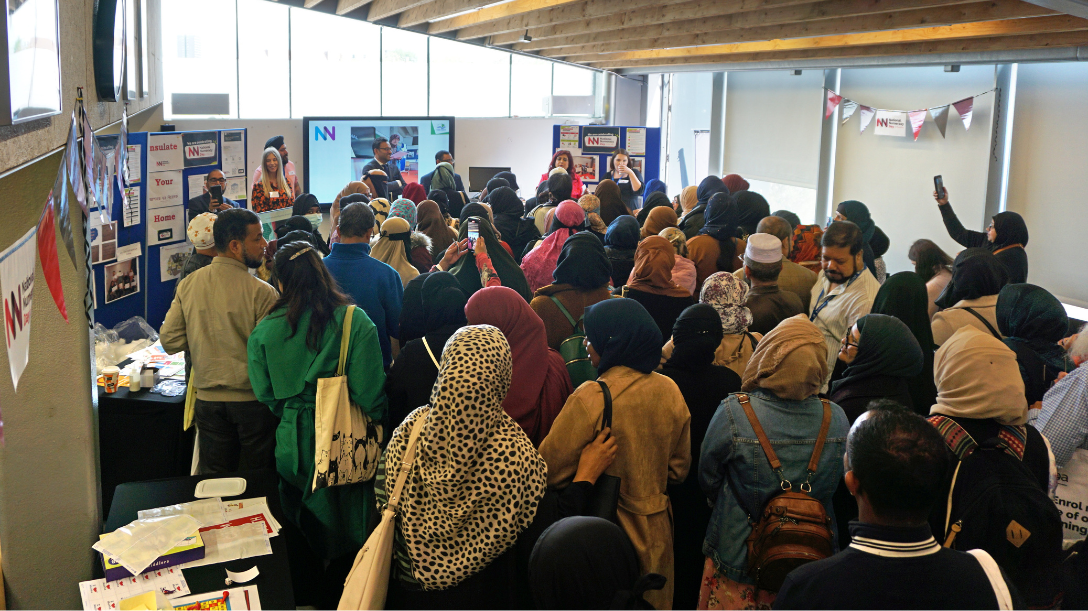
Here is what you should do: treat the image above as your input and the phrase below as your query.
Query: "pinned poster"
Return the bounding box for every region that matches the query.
[147,134,183,172]
[825,90,843,120]
[581,126,621,154]
[147,205,185,246]
[930,105,950,138]
[187,173,207,201]
[65,112,87,214]
[181,132,218,168]
[559,126,579,149]
[52,154,78,268]
[625,128,646,155]
[37,199,68,323]
[859,106,876,134]
[1,226,38,390]
[126,145,142,183]
[147,171,183,210]
[874,110,907,137]
[840,100,859,124]
[221,131,246,177]
[953,96,975,131]
[908,110,927,141]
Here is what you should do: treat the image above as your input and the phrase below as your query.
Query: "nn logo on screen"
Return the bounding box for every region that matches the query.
[314,126,336,141]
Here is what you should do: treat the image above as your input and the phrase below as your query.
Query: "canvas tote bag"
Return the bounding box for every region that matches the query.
[338,411,428,610]
[313,305,384,492]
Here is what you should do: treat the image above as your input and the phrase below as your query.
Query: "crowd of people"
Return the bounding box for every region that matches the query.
[163,133,1088,610]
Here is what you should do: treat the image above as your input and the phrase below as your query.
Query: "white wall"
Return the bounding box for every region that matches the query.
[833,65,996,275]
[1008,62,1088,307]
[615,76,645,126]
[665,72,714,191]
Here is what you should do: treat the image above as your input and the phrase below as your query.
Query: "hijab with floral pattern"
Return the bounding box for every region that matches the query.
[700,271,753,335]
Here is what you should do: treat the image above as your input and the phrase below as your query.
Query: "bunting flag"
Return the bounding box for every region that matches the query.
[65,112,87,214]
[81,108,111,224]
[52,156,78,269]
[953,97,975,131]
[859,106,876,134]
[841,100,859,124]
[117,107,129,193]
[930,105,950,138]
[825,90,843,119]
[37,199,68,323]
[80,108,97,211]
[908,110,928,141]
[1,226,38,391]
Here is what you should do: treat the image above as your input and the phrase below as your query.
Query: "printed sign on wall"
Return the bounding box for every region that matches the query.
[182,132,218,168]
[874,110,908,137]
[147,205,185,246]
[147,171,184,210]
[1,227,38,390]
[147,134,184,172]
[582,126,621,154]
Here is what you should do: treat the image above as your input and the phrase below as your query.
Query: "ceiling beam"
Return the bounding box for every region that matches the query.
[505,0,978,47]
[1021,0,1088,18]
[367,0,436,22]
[427,0,584,33]
[444,0,820,38]
[592,28,1088,68]
[304,0,328,7]
[336,0,374,14]
[538,1,1054,58]
[393,0,498,27]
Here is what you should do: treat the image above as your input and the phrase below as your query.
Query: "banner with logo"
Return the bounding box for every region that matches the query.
[874,110,907,137]
[1,227,38,390]
[824,88,993,141]
[581,126,621,154]
[182,131,218,168]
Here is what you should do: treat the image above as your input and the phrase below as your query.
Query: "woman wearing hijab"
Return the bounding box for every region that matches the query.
[528,173,573,235]
[679,175,729,238]
[835,200,885,279]
[521,200,585,294]
[578,193,608,240]
[622,236,696,341]
[432,161,468,218]
[540,298,691,610]
[636,191,673,226]
[687,192,742,289]
[378,325,548,609]
[931,248,1009,346]
[658,227,697,296]
[480,177,509,203]
[722,173,749,194]
[640,205,678,239]
[830,314,923,422]
[531,232,614,351]
[401,182,426,205]
[732,191,771,238]
[386,199,434,273]
[385,273,468,430]
[388,198,417,229]
[659,304,742,609]
[595,179,633,225]
[466,287,574,445]
[996,283,1074,407]
[369,197,391,227]
[926,326,1055,607]
[662,272,762,378]
[677,185,699,224]
[416,200,456,262]
[540,150,584,200]
[397,272,431,347]
[530,516,663,610]
[699,315,849,610]
[872,271,939,413]
[370,217,419,287]
[604,215,640,289]
[449,212,533,301]
[933,187,1029,283]
[909,239,954,319]
[644,178,667,198]
[488,186,539,264]
[251,148,294,213]
[247,242,387,606]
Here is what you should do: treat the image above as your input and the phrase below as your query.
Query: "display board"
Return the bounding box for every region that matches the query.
[551,125,662,206]
[302,116,455,204]
[93,129,248,331]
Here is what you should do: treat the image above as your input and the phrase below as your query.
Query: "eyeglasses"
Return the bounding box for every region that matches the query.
[843,337,860,351]
[206,177,226,184]
[378,146,392,152]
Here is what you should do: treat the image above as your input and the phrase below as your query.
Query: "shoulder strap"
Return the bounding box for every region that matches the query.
[745,332,758,351]
[735,393,782,473]
[967,549,1014,610]
[735,393,832,490]
[962,307,1001,339]
[422,337,440,369]
[337,306,355,377]
[807,399,833,476]
[549,296,582,332]
[597,380,613,429]
[387,410,429,514]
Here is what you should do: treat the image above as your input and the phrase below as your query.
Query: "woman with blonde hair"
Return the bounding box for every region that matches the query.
[251,148,293,213]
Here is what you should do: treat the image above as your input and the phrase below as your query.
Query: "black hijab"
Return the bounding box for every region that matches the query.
[449,215,533,301]
[459,203,491,226]
[699,192,739,270]
[553,231,611,290]
[665,304,723,371]
[872,272,938,415]
[427,190,451,216]
[992,211,1029,249]
[421,271,468,332]
[481,177,510,202]
[695,175,728,208]
[732,191,770,238]
[604,215,640,251]
[489,186,523,218]
[935,248,1009,309]
[276,215,329,254]
[494,171,519,192]
[772,210,801,231]
[636,191,672,225]
[292,193,319,217]
[398,272,432,345]
[870,226,890,258]
[831,314,924,394]
[997,283,1072,404]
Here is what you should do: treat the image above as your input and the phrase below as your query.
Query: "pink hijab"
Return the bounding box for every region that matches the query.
[520,200,585,293]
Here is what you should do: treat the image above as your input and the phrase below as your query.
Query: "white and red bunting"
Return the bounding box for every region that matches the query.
[953,97,975,131]
[825,88,988,140]
[840,100,859,124]
[825,90,843,120]
[908,110,928,141]
[858,106,876,134]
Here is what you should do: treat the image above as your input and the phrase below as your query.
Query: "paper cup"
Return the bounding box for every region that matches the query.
[102,366,121,393]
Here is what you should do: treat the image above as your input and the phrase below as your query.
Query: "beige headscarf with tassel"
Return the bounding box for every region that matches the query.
[931,325,1028,425]
[741,314,828,401]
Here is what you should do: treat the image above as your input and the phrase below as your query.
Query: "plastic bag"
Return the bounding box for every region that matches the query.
[93,515,202,577]
[153,379,188,397]
[138,498,226,527]
[94,317,160,370]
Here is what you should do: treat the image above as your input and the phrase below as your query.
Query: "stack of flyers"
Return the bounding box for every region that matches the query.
[79,566,190,611]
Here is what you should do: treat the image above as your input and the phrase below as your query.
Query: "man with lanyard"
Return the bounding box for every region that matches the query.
[809,221,881,392]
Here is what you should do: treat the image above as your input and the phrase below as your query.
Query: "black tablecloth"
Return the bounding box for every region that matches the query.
[104,469,295,610]
[99,386,193,519]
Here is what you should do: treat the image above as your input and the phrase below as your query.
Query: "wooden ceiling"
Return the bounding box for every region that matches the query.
[291,0,1088,73]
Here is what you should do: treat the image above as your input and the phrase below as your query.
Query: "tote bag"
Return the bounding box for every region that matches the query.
[338,412,428,610]
[313,306,384,492]
[1054,448,1088,541]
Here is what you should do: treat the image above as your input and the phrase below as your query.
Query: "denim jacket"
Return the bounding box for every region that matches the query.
[700,388,850,583]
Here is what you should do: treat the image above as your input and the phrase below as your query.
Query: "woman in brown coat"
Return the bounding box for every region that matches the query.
[530,232,614,351]
[539,297,691,610]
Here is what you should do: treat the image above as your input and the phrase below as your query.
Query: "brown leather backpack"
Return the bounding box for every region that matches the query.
[725,393,835,591]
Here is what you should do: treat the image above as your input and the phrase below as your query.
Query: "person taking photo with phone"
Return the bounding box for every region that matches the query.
[931,178,1030,283]
[600,148,644,212]
[187,169,239,222]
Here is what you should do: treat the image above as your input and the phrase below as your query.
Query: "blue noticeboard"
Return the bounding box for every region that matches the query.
[551,125,661,207]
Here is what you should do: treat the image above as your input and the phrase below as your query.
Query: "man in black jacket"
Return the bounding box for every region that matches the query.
[420,150,465,193]
[775,403,1022,610]
[362,136,404,200]
[186,169,239,222]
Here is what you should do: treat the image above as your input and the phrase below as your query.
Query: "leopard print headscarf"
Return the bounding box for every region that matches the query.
[383,324,548,590]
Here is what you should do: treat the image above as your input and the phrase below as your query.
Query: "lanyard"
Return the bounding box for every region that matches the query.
[809,271,861,322]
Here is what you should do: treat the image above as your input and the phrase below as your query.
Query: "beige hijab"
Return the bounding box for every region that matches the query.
[370,217,419,287]
[679,185,698,216]
[931,326,1028,425]
[741,314,828,401]
[578,194,608,234]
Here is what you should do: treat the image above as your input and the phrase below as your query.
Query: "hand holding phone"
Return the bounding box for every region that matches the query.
[466,220,480,250]
[933,175,948,205]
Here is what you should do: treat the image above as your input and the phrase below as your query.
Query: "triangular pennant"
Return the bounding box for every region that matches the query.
[80,108,97,213]
[51,160,78,269]
[841,100,859,124]
[64,112,87,214]
[859,106,876,133]
[930,105,950,138]
[37,199,69,323]
[117,107,129,193]
[825,90,843,120]
[908,110,927,141]
[82,108,111,225]
[953,96,974,131]
[1,225,39,391]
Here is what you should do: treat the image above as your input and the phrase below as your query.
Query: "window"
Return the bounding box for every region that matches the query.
[290,8,379,118]
[237,0,290,119]
[162,0,238,118]
[552,63,594,96]
[382,27,429,116]
[510,54,551,117]
[429,37,510,118]
[746,178,818,225]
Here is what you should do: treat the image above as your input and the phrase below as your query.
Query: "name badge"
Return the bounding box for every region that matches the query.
[269,191,279,198]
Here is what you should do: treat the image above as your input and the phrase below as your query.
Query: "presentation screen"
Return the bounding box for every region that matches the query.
[303,116,454,204]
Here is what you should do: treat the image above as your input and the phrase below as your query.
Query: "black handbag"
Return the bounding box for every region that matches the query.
[584,380,621,524]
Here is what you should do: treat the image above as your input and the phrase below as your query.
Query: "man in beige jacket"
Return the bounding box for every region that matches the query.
[161,209,279,474]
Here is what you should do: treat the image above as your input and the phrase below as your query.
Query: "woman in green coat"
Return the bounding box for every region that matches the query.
[248,241,388,571]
